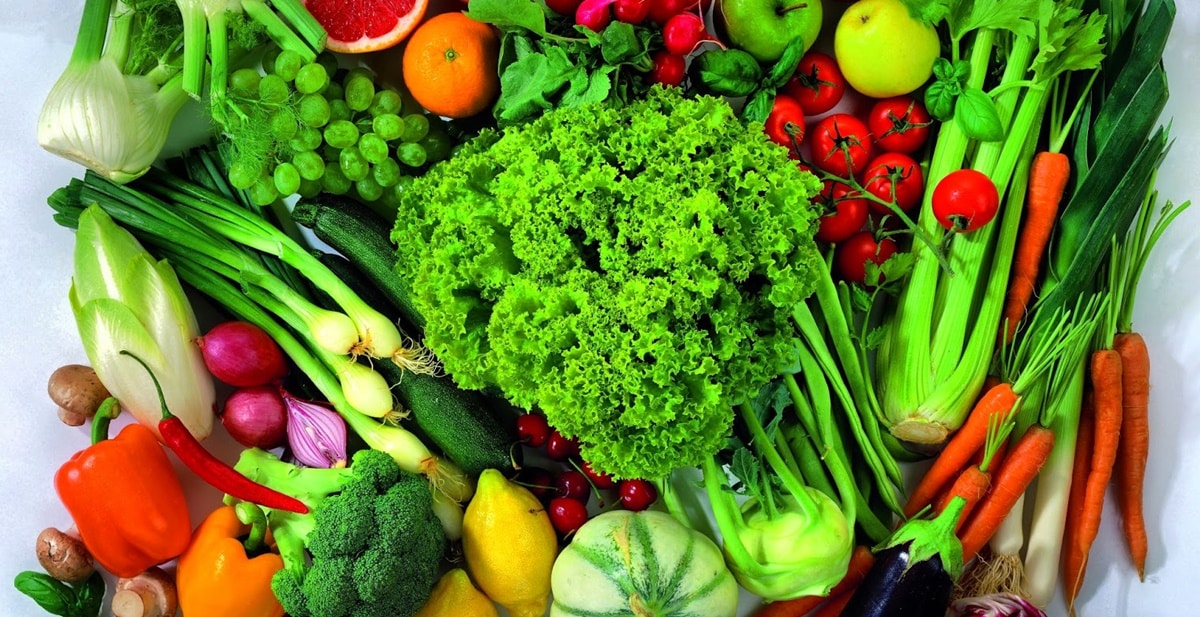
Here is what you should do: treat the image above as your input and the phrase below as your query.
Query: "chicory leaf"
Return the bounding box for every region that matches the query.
[955,87,1004,141]
[689,49,763,97]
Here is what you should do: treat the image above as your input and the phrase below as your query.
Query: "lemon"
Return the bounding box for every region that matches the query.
[463,469,558,617]
[415,569,498,617]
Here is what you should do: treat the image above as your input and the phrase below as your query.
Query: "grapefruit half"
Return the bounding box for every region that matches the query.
[303,0,430,53]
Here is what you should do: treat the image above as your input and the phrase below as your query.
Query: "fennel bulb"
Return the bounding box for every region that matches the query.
[69,205,215,440]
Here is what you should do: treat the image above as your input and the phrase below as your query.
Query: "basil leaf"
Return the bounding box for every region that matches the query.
[466,0,549,36]
[955,87,1004,141]
[73,572,105,617]
[689,49,763,98]
[932,57,956,82]
[741,88,776,124]
[766,36,807,89]
[14,571,74,617]
[952,59,971,83]
[924,80,958,120]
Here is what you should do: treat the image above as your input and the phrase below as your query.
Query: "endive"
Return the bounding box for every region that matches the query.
[69,205,215,440]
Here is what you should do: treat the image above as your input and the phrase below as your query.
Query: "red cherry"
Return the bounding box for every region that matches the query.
[548,497,590,535]
[554,470,592,504]
[516,413,551,448]
[545,430,580,461]
[581,461,616,490]
[518,466,557,502]
[618,479,658,511]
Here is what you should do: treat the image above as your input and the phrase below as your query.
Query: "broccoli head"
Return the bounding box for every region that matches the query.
[392,86,824,479]
[235,447,447,617]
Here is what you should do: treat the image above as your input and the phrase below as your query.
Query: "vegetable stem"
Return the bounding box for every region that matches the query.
[71,0,114,66]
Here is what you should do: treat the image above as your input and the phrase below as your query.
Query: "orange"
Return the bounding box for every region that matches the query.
[302,0,430,53]
[402,12,500,118]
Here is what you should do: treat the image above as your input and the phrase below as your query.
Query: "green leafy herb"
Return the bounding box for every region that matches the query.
[1030,1,1107,83]
[947,0,1038,41]
[690,48,763,97]
[742,89,776,124]
[766,37,808,88]
[955,87,1004,141]
[13,571,105,617]
[466,0,552,37]
[900,0,952,26]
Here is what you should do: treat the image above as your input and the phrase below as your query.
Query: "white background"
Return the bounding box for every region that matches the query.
[1,2,1198,616]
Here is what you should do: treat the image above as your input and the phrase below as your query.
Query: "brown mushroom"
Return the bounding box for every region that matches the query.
[47,364,111,425]
[35,527,94,583]
[111,567,178,617]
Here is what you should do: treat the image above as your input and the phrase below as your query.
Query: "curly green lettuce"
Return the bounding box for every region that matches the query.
[392,87,824,479]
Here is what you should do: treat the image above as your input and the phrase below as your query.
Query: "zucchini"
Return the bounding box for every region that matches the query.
[374,358,520,477]
[292,195,426,334]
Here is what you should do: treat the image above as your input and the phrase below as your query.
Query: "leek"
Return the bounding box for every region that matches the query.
[69,205,216,440]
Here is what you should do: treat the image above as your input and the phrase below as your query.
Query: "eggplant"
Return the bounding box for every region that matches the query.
[841,497,968,617]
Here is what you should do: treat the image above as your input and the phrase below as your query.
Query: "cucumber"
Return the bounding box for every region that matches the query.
[373,358,520,477]
[292,195,426,333]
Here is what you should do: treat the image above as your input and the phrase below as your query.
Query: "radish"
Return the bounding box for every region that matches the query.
[662,12,711,56]
[650,51,687,87]
[613,0,651,23]
[576,0,617,32]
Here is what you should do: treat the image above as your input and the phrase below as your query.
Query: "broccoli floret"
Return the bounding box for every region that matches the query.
[234,447,447,617]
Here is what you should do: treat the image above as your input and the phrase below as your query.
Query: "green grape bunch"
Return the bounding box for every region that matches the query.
[216,49,457,206]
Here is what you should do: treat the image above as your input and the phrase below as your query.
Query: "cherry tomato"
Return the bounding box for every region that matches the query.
[516,413,551,447]
[581,460,616,489]
[662,12,708,56]
[545,429,580,461]
[764,95,806,152]
[814,180,870,243]
[862,152,924,215]
[554,470,592,504]
[810,113,873,178]
[650,50,686,87]
[548,497,590,535]
[782,51,846,116]
[867,95,933,154]
[836,232,899,285]
[618,479,658,511]
[932,169,1000,232]
[545,0,583,15]
[613,0,651,23]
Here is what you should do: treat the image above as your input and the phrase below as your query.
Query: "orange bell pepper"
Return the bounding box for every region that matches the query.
[53,399,192,578]
[177,504,285,617]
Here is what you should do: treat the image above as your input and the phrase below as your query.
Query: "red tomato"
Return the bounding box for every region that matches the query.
[782,52,846,116]
[932,169,1000,232]
[814,181,870,243]
[650,51,686,87]
[764,95,806,152]
[836,232,899,285]
[868,96,933,154]
[613,0,651,23]
[810,114,873,178]
[545,0,583,15]
[862,152,924,215]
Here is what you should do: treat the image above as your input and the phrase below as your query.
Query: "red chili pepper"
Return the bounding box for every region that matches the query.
[123,351,309,515]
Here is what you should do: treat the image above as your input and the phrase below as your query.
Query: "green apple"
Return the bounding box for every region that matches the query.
[717,0,823,63]
[834,0,940,98]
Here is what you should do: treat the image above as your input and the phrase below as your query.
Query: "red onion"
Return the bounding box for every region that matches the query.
[949,593,1048,617]
[197,321,289,387]
[221,385,288,449]
[282,390,348,468]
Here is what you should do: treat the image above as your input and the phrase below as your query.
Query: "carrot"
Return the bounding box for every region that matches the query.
[1001,151,1071,342]
[903,383,1018,518]
[750,545,875,617]
[1113,332,1150,579]
[934,465,990,533]
[809,588,855,617]
[958,424,1056,563]
[1066,349,1124,608]
[1061,387,1095,609]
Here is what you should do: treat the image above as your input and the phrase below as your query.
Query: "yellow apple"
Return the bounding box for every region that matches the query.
[833,0,941,98]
